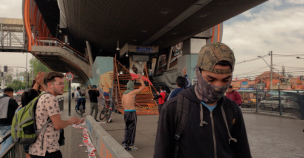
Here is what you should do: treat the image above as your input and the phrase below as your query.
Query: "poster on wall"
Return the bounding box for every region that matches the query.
[156,54,167,75]
[169,42,183,69]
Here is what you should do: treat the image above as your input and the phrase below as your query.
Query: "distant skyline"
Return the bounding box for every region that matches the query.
[1,0,304,80]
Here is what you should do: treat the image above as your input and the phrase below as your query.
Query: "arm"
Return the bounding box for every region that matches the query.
[230,108,252,158]
[130,75,146,95]
[153,95,162,100]
[183,67,191,88]
[184,74,191,88]
[47,96,83,129]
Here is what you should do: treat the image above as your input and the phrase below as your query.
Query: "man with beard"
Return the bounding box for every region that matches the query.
[154,43,251,158]
[29,72,83,158]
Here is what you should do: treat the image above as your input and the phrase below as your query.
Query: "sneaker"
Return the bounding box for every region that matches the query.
[122,144,127,149]
[128,146,138,151]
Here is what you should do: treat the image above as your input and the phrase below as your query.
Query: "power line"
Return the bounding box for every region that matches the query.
[235,54,269,65]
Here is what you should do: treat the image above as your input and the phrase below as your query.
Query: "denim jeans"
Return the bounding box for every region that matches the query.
[0,125,13,155]
[76,98,86,110]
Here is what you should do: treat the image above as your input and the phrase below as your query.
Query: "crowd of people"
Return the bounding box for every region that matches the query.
[0,42,251,158]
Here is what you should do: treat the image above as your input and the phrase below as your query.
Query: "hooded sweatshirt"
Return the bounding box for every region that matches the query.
[123,81,135,95]
[154,85,251,158]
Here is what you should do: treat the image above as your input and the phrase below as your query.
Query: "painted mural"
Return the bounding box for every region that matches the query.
[99,71,113,93]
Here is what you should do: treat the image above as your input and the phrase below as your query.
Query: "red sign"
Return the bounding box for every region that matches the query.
[65,72,74,81]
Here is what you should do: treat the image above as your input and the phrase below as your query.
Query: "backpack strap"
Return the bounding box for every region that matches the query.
[174,93,190,158]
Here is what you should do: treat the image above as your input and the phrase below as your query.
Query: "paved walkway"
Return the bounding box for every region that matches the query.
[100,111,304,158]
[59,93,98,158]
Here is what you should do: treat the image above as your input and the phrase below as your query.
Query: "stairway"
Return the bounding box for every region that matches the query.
[112,60,159,115]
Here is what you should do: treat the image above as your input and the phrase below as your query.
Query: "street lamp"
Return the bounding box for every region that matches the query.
[296,57,304,60]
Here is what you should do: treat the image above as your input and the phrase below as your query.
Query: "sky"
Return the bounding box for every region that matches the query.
[0,0,304,81]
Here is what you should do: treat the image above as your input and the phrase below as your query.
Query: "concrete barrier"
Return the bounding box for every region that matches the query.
[85,115,134,158]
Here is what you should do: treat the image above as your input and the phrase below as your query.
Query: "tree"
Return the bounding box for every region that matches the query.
[30,57,51,78]
[6,79,23,91]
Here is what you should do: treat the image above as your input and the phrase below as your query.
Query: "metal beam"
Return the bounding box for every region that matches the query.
[141,0,212,46]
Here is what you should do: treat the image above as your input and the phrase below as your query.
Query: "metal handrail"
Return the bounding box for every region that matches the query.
[33,37,90,64]
[0,132,11,145]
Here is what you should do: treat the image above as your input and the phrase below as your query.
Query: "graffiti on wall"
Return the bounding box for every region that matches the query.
[99,71,113,93]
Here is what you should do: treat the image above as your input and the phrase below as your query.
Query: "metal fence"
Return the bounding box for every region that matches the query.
[0,132,26,158]
[240,89,304,119]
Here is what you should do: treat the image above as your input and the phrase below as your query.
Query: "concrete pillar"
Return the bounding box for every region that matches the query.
[85,41,94,66]
[182,38,207,55]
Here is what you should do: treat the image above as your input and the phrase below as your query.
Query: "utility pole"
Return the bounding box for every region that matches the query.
[270,51,273,90]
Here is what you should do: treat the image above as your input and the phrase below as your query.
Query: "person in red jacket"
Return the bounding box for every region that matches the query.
[226,86,242,106]
[152,86,167,114]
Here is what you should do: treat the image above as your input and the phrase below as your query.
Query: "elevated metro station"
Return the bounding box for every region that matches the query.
[1,0,267,114]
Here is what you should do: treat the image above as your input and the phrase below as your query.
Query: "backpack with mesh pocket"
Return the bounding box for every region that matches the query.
[11,93,51,147]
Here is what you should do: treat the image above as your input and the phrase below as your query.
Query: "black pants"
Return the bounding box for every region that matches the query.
[122,111,137,147]
[158,104,163,114]
[30,150,62,158]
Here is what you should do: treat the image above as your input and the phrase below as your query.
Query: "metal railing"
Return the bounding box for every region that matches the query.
[58,96,64,111]
[34,37,90,64]
[0,132,26,158]
[240,89,304,119]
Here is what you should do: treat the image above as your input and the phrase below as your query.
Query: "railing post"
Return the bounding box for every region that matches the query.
[256,88,258,112]
[279,89,282,115]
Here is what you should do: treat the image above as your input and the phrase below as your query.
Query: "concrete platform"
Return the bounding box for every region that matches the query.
[100,111,304,158]
[59,93,99,158]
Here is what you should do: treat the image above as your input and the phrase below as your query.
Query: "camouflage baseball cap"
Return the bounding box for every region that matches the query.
[197,42,235,74]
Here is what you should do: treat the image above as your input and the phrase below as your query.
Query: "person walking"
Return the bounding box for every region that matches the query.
[154,42,251,158]
[0,87,19,155]
[88,85,100,121]
[226,86,242,106]
[121,74,146,151]
[29,72,83,158]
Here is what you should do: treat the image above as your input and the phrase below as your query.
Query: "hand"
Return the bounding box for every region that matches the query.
[157,92,159,95]
[36,71,45,85]
[75,118,84,125]
[183,67,187,76]
[137,74,142,80]
[68,117,79,125]
[151,99,154,101]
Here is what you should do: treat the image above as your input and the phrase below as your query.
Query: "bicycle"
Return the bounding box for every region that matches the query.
[99,99,111,121]
[75,97,85,117]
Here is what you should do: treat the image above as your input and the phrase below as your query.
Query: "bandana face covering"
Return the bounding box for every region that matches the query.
[194,66,231,104]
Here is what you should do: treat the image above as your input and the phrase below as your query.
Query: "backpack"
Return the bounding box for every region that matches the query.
[11,93,51,148]
[173,93,238,158]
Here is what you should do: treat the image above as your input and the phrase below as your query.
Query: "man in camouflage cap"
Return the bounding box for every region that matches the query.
[154,42,251,158]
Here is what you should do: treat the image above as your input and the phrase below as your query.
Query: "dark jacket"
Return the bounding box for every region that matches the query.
[0,94,19,125]
[154,85,251,158]
[167,74,191,100]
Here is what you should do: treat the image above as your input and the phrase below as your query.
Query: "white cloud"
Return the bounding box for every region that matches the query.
[287,0,304,4]
[0,0,22,18]
[223,0,304,78]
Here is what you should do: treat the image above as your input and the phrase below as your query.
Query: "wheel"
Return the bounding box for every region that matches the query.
[80,105,83,117]
[99,108,107,120]
[75,105,81,115]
